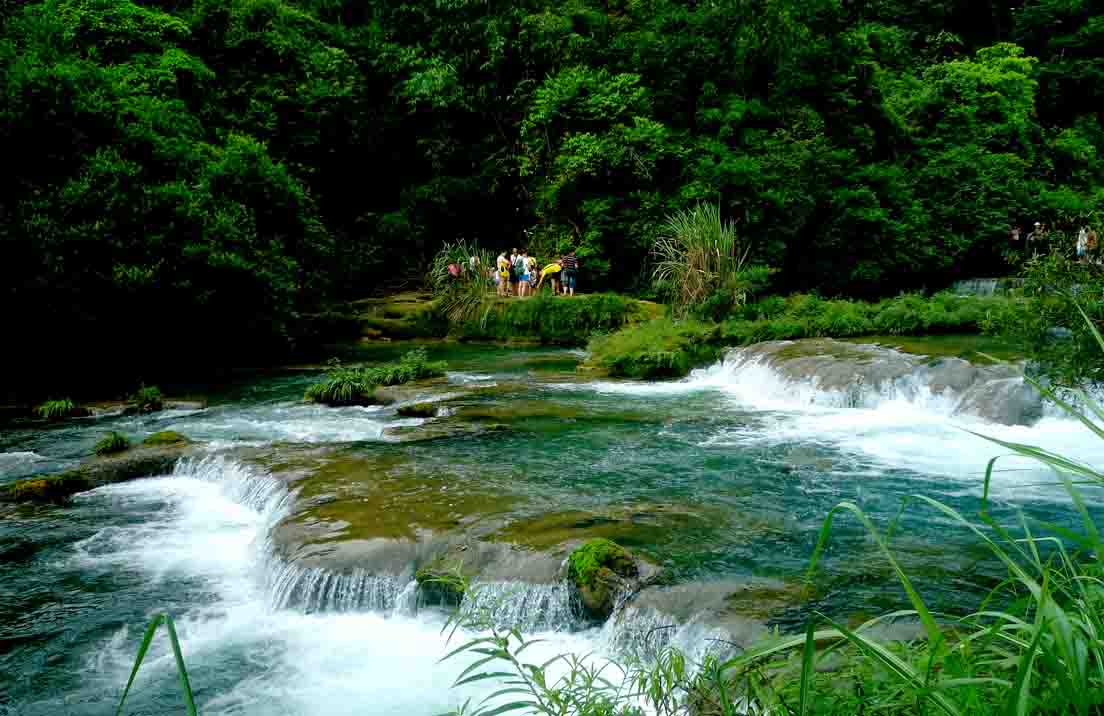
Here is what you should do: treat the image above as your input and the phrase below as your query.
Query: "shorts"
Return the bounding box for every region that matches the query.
[520,273,530,283]
[529,275,538,287]
[509,273,519,284]
[562,270,577,289]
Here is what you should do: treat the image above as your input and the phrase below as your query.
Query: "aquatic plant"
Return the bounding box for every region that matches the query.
[305,350,447,406]
[34,398,77,421]
[94,431,130,456]
[131,385,163,414]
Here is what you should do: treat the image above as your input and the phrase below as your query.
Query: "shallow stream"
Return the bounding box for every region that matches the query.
[1,339,1100,715]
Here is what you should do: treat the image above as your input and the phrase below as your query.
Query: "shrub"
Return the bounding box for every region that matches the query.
[94,431,130,456]
[131,385,163,414]
[305,350,447,406]
[34,398,77,421]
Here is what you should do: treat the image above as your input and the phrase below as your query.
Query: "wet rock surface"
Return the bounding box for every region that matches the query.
[731,339,1041,425]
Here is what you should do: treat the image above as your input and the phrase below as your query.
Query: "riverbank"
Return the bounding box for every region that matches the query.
[585,292,1022,378]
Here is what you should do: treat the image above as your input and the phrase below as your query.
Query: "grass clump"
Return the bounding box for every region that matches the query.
[94,431,130,456]
[305,349,447,406]
[584,318,720,378]
[34,398,81,421]
[131,385,163,414]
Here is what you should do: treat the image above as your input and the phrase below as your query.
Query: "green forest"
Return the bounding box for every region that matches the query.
[3,0,1103,389]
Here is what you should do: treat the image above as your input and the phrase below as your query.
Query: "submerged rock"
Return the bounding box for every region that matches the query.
[142,430,192,447]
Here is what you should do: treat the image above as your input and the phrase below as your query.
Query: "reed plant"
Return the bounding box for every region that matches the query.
[652,204,756,318]
[429,239,499,324]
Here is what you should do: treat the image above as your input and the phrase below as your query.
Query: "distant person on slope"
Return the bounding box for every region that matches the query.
[537,261,562,294]
[560,249,579,296]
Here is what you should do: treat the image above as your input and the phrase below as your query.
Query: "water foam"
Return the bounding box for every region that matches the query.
[69,458,613,716]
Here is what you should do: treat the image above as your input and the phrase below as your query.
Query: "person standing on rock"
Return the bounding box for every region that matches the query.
[560,249,579,296]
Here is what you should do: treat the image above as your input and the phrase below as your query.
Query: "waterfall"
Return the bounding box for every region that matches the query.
[267,562,416,613]
[600,607,736,665]
[460,580,581,632]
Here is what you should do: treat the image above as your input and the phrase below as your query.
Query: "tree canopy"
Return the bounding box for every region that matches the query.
[2,0,1102,389]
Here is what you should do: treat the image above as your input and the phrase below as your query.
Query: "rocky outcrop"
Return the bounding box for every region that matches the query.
[0,441,195,503]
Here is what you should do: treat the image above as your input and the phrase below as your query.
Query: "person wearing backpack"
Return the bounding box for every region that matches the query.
[514,250,531,297]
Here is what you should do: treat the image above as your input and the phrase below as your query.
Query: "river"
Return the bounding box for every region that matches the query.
[1,340,1100,715]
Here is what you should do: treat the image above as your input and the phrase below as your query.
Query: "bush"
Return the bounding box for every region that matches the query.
[94,432,130,456]
[131,385,163,414]
[584,318,719,378]
[305,350,447,406]
[34,398,78,421]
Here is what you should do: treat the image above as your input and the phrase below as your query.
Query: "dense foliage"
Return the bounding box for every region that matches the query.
[3,0,1104,392]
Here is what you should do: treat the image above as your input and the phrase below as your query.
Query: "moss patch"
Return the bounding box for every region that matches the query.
[567,538,637,590]
[2,473,92,503]
[142,430,191,446]
[584,318,721,378]
[283,452,519,544]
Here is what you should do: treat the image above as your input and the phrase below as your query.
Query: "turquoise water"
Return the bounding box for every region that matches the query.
[0,342,1099,715]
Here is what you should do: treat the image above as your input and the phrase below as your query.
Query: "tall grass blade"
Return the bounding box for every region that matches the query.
[798,620,816,716]
[115,613,197,716]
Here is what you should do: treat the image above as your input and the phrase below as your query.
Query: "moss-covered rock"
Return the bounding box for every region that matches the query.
[0,443,194,504]
[2,474,92,503]
[142,430,191,446]
[566,538,639,620]
[397,402,439,418]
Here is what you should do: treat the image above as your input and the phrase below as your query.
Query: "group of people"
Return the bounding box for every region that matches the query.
[494,248,580,297]
[1009,221,1100,262]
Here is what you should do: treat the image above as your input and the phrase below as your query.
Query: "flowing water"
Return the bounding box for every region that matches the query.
[0,340,1100,715]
